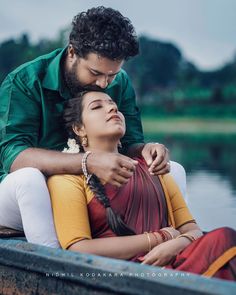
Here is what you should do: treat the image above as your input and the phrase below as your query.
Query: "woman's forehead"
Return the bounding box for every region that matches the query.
[83,92,113,105]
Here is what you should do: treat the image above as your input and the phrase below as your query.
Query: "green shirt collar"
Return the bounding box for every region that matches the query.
[42,47,68,94]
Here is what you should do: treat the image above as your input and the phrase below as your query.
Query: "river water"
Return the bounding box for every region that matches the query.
[145,134,236,231]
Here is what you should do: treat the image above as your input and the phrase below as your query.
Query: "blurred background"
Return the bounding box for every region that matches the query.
[1,0,236,230]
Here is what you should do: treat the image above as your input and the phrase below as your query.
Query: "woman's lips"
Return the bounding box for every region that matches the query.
[107,115,122,122]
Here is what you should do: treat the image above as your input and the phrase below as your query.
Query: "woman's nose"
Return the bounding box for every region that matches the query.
[107,103,118,113]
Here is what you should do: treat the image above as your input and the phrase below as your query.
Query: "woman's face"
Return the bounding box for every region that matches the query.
[77,92,126,145]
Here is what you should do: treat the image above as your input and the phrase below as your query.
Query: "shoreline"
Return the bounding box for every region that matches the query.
[142,117,236,134]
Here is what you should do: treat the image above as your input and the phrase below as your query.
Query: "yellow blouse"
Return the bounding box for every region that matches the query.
[48,173,194,249]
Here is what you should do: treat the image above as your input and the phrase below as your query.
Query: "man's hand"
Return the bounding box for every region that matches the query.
[87,151,138,186]
[141,143,170,175]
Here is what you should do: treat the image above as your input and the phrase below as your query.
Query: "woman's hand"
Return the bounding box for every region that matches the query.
[140,238,187,267]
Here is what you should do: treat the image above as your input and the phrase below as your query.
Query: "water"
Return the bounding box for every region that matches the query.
[145,134,236,231]
[186,170,236,231]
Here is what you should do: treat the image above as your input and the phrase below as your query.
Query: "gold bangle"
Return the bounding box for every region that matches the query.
[177,234,195,243]
[144,232,152,252]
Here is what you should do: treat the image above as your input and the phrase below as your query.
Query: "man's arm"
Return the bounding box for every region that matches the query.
[11,148,137,187]
[10,148,83,175]
[0,74,136,186]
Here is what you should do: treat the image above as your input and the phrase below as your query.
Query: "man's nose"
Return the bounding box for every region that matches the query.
[96,76,108,89]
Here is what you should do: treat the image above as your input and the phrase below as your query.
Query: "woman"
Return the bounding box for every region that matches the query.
[48,91,236,281]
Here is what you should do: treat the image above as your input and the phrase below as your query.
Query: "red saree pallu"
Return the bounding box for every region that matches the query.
[165,227,236,281]
[88,157,169,239]
[87,157,236,281]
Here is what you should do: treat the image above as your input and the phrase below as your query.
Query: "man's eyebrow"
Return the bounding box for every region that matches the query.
[89,68,120,76]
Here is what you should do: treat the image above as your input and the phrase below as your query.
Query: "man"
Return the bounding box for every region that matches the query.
[0,7,185,247]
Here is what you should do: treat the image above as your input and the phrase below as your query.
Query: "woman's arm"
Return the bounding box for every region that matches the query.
[48,174,173,259]
[141,223,203,266]
[69,222,203,261]
[69,233,156,260]
[178,222,203,240]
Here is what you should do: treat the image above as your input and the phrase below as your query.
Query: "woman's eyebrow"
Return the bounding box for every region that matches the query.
[87,99,102,107]
[87,98,115,108]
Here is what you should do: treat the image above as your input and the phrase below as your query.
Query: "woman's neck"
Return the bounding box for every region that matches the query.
[84,139,119,153]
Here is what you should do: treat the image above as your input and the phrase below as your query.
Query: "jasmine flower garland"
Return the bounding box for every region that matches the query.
[62,138,80,153]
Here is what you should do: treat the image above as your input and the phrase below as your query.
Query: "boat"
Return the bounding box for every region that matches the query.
[0,229,235,295]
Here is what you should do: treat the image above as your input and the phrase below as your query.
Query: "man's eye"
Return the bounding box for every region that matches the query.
[91,72,100,76]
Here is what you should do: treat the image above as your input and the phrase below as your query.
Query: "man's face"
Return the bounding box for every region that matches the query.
[64,52,124,95]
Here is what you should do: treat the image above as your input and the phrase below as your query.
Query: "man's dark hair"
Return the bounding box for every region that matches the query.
[69,6,139,60]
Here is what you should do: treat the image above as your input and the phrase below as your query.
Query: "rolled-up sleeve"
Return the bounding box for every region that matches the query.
[0,74,40,173]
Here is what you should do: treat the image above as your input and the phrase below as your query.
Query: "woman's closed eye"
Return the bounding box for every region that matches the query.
[91,104,102,110]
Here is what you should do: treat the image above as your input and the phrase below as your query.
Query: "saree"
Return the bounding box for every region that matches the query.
[87,157,236,281]
[49,157,236,281]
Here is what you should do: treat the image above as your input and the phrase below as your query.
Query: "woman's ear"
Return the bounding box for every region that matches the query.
[72,124,86,137]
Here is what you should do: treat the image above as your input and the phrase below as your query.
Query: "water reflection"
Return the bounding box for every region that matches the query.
[145,134,236,230]
[186,170,236,231]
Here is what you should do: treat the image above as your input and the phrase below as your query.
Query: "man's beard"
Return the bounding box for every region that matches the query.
[64,62,103,97]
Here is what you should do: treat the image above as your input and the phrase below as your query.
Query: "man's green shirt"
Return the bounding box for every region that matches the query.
[0,48,144,182]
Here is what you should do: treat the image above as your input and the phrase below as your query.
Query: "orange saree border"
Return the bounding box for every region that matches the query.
[158,176,176,227]
[203,246,236,277]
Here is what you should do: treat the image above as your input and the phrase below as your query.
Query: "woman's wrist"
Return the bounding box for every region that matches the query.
[143,232,160,252]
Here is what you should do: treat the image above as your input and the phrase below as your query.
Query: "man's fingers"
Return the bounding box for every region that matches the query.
[110,180,124,187]
[142,143,169,168]
[149,159,170,172]
[116,168,134,179]
[142,152,153,166]
[149,152,170,174]
[149,156,165,170]
[112,174,131,186]
[118,157,138,172]
[150,163,170,175]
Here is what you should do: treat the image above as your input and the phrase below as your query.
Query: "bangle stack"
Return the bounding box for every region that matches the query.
[143,228,176,253]
[156,230,168,242]
[151,232,160,245]
[161,228,175,240]
[82,151,92,183]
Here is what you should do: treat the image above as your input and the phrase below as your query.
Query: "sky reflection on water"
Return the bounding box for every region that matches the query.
[186,170,236,231]
[145,133,236,231]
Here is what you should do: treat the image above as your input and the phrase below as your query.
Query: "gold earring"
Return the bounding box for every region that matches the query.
[81,136,88,147]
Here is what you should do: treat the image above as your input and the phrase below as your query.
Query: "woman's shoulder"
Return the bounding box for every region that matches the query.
[47,174,86,189]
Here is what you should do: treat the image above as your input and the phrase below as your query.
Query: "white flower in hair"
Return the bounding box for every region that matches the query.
[62,138,80,153]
